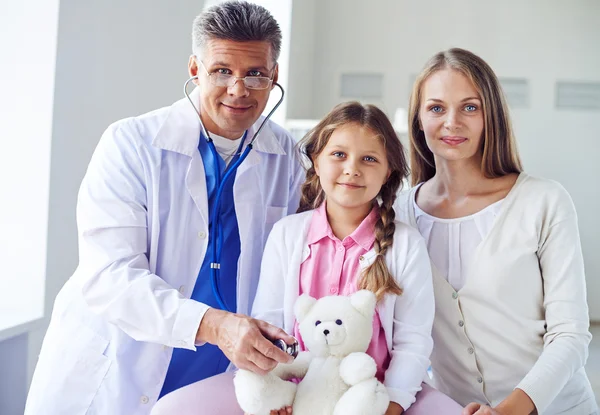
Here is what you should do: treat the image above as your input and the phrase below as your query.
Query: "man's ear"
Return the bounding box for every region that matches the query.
[270,64,279,90]
[188,55,200,86]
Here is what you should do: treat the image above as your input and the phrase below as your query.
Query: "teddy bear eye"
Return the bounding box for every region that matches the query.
[315,320,321,326]
[335,319,343,325]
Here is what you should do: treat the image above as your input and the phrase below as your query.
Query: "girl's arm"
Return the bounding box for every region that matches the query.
[384,235,435,411]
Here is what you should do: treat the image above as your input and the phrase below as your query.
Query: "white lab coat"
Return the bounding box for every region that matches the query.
[25,89,305,415]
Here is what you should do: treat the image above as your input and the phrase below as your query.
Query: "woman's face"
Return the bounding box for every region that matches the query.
[418,69,485,164]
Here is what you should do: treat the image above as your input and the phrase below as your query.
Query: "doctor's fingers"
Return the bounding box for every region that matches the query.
[256,320,297,347]
[252,332,294,365]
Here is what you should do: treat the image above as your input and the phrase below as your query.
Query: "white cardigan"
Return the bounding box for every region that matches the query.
[394,173,597,414]
[251,210,435,410]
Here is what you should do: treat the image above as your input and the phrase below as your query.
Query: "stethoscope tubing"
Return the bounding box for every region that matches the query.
[183,76,285,311]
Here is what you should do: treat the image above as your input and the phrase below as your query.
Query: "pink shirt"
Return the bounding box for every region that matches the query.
[293,202,391,382]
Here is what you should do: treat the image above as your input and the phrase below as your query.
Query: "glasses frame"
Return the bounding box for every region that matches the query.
[198,59,275,90]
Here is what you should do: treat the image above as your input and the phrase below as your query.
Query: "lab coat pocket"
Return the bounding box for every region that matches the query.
[28,318,111,415]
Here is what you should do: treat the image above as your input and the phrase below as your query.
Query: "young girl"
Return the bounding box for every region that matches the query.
[394,48,598,415]
[150,102,463,415]
[251,102,462,415]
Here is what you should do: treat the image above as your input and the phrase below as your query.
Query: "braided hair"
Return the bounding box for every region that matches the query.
[297,102,409,301]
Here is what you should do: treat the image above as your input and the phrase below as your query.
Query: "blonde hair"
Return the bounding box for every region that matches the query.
[408,48,523,186]
[298,101,409,301]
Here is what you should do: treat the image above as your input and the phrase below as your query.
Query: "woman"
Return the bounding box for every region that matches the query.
[394,48,598,415]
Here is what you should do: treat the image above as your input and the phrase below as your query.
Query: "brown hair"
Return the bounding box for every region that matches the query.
[297,101,409,301]
[408,48,523,186]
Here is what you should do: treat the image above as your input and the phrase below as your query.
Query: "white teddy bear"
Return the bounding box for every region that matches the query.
[234,290,390,415]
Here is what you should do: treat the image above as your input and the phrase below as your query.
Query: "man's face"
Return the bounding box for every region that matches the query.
[188,39,278,139]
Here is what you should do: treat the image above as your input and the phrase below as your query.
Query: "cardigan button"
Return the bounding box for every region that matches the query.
[477,376,483,383]
[458,320,464,327]
[452,292,458,299]
[468,347,474,354]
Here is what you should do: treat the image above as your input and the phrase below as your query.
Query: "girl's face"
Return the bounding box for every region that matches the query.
[419,69,485,164]
[313,123,390,215]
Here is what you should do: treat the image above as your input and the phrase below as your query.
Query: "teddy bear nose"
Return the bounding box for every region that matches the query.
[323,329,330,336]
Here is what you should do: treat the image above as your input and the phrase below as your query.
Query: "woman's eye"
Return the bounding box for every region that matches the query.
[363,156,377,162]
[430,105,443,113]
[465,104,477,112]
[332,151,345,158]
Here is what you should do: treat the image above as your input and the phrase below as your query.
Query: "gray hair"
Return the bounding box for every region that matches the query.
[192,1,282,63]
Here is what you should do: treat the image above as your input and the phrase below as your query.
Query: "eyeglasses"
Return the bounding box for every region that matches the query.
[198,60,274,90]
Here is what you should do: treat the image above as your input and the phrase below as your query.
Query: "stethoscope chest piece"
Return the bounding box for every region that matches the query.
[273,338,299,359]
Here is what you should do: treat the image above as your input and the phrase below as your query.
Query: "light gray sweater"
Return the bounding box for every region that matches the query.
[394,173,597,414]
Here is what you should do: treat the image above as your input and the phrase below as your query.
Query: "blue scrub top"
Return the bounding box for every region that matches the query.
[160,133,244,397]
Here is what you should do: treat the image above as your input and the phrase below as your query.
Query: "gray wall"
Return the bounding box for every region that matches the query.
[287,0,600,320]
[26,0,206,392]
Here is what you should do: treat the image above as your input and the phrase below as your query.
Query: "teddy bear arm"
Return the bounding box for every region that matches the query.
[271,351,312,380]
[339,352,378,386]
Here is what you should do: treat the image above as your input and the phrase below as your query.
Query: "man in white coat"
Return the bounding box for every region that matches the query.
[25,2,304,414]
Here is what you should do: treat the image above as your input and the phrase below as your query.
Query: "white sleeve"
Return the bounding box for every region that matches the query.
[287,155,305,215]
[384,237,435,410]
[76,122,208,350]
[516,191,591,414]
[251,220,288,329]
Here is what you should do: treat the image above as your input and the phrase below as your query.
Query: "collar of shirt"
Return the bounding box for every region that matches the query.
[306,201,378,251]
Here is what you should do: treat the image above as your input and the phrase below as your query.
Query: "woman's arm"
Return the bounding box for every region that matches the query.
[384,235,435,411]
[504,189,590,414]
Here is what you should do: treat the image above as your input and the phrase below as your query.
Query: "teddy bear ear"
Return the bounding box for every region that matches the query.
[294,294,317,323]
[350,290,377,318]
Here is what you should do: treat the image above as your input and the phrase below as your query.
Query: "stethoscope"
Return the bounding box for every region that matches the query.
[183,75,285,313]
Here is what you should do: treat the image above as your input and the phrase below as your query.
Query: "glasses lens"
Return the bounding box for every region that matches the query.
[209,73,272,90]
[210,73,232,87]
[244,77,272,90]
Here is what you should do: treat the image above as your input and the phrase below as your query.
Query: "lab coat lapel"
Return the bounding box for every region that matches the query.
[153,88,209,228]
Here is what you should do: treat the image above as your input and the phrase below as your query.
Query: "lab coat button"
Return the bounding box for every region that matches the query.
[452,292,458,299]
[468,347,474,354]
[458,320,464,327]
[477,376,483,383]
[140,395,149,404]
[197,231,207,239]
[179,285,186,294]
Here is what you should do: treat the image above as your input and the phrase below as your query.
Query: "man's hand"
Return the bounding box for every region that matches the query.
[196,308,295,374]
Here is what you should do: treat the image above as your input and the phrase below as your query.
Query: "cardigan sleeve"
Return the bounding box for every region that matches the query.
[516,187,592,413]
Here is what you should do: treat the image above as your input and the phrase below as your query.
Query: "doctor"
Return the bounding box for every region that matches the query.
[25,2,304,414]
